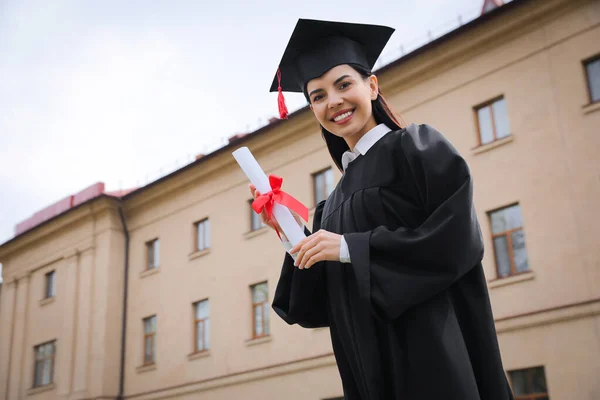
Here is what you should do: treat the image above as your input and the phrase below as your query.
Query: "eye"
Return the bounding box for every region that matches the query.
[339,81,351,90]
[312,94,324,103]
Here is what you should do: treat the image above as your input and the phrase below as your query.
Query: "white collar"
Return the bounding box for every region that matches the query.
[341,123,392,171]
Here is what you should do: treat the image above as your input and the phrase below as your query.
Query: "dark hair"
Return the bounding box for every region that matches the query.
[304,64,406,172]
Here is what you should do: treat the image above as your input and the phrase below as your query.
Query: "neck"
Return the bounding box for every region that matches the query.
[344,118,377,150]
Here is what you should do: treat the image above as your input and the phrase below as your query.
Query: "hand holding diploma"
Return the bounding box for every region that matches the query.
[249,184,303,235]
[232,147,309,258]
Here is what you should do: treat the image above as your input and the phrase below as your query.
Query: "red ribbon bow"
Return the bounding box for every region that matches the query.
[252,175,308,240]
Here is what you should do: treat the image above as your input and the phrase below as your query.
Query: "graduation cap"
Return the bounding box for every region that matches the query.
[270,18,395,119]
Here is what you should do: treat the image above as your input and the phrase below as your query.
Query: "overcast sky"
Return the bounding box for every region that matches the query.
[0,0,496,278]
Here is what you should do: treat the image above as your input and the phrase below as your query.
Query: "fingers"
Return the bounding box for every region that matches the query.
[292,236,318,267]
[302,253,323,269]
[297,244,321,269]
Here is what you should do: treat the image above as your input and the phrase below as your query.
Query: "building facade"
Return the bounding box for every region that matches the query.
[1,0,599,398]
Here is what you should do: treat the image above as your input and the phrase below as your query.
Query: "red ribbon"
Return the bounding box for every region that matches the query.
[252,175,308,240]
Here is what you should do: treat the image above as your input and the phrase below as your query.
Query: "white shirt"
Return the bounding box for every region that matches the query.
[284,124,392,264]
[341,123,392,172]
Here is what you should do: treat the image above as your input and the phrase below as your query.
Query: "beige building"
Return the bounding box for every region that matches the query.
[1,0,599,398]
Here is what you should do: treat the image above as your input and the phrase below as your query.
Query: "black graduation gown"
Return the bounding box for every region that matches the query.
[272,123,514,400]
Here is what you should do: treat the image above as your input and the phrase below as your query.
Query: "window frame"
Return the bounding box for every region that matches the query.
[145,239,159,270]
[193,299,210,353]
[508,366,549,400]
[250,281,270,339]
[312,167,334,206]
[474,95,510,146]
[487,203,529,279]
[583,53,600,105]
[194,218,210,252]
[32,340,56,388]
[142,315,157,366]
[44,271,56,299]
[248,199,266,232]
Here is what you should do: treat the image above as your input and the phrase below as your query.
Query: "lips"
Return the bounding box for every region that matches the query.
[330,108,355,123]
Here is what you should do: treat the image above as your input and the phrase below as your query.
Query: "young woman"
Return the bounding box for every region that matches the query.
[250,19,514,400]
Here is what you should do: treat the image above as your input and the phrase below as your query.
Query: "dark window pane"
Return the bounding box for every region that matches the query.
[34,361,44,386]
[154,240,159,266]
[196,300,209,319]
[204,319,210,349]
[197,219,210,250]
[35,348,43,360]
[250,202,265,231]
[490,204,524,233]
[531,366,548,393]
[511,229,529,273]
[196,321,203,350]
[509,370,528,395]
[254,305,263,336]
[509,367,549,397]
[494,236,511,278]
[325,168,335,196]
[314,173,324,203]
[586,58,600,102]
[42,359,51,385]
[145,337,154,363]
[147,245,152,268]
[203,219,210,248]
[492,98,510,138]
[478,106,494,144]
[262,302,270,335]
[147,240,159,269]
[144,315,156,333]
[46,272,56,298]
[252,283,268,303]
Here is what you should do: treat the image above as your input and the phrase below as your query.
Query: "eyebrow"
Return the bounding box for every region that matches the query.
[308,75,352,98]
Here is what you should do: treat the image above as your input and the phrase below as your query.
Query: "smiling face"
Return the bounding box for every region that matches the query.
[307,64,379,150]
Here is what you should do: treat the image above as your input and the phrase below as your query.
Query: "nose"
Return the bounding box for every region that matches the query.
[328,92,343,109]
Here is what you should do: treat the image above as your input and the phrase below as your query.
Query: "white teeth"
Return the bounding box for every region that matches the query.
[333,111,353,122]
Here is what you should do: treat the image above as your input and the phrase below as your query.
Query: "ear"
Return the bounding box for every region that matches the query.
[369,75,379,100]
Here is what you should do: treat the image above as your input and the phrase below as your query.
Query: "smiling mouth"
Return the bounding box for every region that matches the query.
[331,109,355,123]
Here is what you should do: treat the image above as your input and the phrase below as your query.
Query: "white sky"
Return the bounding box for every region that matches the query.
[0,0,493,271]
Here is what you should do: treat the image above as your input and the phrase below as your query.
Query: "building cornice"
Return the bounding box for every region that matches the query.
[0,195,119,262]
[376,0,585,97]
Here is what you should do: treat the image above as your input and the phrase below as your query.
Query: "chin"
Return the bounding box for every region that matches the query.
[324,120,362,138]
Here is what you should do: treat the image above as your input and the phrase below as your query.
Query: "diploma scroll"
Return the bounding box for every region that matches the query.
[232,147,307,254]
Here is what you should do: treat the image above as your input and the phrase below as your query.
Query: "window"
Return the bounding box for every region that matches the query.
[584,55,600,104]
[249,200,266,231]
[193,300,210,352]
[313,167,335,204]
[194,218,210,251]
[143,315,157,365]
[251,282,269,338]
[489,204,529,278]
[33,341,55,387]
[44,271,56,298]
[146,239,159,270]
[508,366,549,400]
[475,97,510,145]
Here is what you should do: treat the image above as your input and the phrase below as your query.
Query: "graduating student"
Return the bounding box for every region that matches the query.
[250,19,514,400]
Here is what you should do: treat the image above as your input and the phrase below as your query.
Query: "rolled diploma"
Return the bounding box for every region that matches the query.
[232,147,307,250]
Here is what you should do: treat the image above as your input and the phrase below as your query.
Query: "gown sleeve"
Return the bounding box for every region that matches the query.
[344,124,484,322]
[272,200,329,328]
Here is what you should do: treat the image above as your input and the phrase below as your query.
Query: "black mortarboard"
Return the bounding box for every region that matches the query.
[270,18,395,118]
